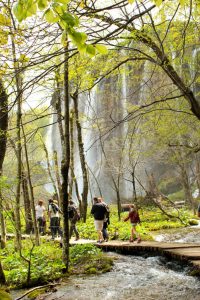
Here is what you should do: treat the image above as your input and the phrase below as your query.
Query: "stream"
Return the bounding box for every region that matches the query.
[11,225,200,300]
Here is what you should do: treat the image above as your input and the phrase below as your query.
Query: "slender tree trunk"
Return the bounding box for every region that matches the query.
[61,40,70,271]
[72,91,88,222]
[0,261,6,285]
[0,79,8,250]
[53,150,62,207]
[11,35,22,251]
[21,125,40,245]
[131,171,137,204]
[195,154,200,196]
[0,191,6,249]
[41,138,58,196]
[180,164,194,211]
[69,110,82,211]
[69,110,75,197]
[21,171,33,234]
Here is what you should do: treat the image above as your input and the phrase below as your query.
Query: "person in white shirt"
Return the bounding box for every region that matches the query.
[35,200,46,234]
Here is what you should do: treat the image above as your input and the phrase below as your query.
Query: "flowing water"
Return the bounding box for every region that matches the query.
[12,253,200,300]
[11,226,200,300]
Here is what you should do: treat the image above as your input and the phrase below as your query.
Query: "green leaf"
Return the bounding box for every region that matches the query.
[27,3,37,16]
[128,0,135,3]
[13,3,26,22]
[154,0,163,6]
[86,44,96,56]
[62,12,79,27]
[70,31,87,45]
[55,0,70,4]
[95,44,108,55]
[44,8,59,23]
[0,13,11,26]
[38,0,48,10]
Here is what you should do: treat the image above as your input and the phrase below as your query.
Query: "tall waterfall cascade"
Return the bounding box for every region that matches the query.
[46,50,200,203]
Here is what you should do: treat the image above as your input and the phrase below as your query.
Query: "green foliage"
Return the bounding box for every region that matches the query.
[70,243,101,264]
[1,241,64,287]
[0,241,111,288]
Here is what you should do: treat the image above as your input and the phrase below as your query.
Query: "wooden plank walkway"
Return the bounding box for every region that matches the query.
[72,239,200,273]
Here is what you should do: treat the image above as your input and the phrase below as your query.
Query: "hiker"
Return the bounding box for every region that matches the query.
[48,199,62,240]
[91,197,108,243]
[124,204,141,243]
[68,200,80,241]
[35,200,46,235]
[98,197,110,241]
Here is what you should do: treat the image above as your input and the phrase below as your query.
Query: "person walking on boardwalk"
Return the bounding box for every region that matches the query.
[35,200,46,235]
[48,199,62,240]
[98,197,110,241]
[68,200,80,241]
[91,197,108,243]
[124,204,141,243]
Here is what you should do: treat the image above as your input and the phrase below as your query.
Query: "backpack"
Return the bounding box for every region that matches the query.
[51,203,59,214]
[68,206,75,219]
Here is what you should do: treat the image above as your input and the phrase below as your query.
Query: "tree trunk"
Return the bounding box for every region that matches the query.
[21,171,33,234]
[41,138,58,196]
[72,91,88,222]
[69,110,82,212]
[0,79,8,250]
[21,125,40,245]
[195,154,200,196]
[61,40,70,271]
[180,164,194,211]
[11,37,22,251]
[53,150,63,207]
[0,261,6,285]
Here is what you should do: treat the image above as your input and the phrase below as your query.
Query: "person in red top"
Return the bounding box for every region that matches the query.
[124,204,141,243]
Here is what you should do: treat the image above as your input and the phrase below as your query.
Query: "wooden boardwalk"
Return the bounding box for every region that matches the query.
[72,239,200,273]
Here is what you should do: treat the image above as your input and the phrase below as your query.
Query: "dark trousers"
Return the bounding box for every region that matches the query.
[37,217,45,234]
[69,221,79,239]
[102,222,109,240]
[50,217,62,239]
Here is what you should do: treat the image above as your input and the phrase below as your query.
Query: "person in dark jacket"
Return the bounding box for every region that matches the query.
[98,197,110,241]
[124,204,141,243]
[68,200,80,241]
[91,197,107,243]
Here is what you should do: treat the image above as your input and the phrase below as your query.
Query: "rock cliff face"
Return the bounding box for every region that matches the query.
[48,49,200,203]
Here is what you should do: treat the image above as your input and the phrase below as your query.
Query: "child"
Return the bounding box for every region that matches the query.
[124,204,141,243]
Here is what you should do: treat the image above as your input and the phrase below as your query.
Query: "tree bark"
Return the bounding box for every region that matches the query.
[61,40,70,271]
[41,137,58,196]
[72,92,88,222]
[53,150,63,207]
[69,110,82,212]
[21,126,40,246]
[0,79,8,250]
[21,171,33,234]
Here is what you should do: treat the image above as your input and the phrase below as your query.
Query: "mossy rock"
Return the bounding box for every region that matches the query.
[28,288,46,299]
[188,219,199,226]
[85,267,97,274]
[0,290,12,300]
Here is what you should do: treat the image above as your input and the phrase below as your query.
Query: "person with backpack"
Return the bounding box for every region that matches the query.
[91,197,108,243]
[68,200,80,241]
[98,197,110,242]
[48,199,62,240]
